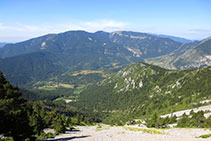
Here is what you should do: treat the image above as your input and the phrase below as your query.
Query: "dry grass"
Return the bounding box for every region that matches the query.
[72,70,103,76]
[96,124,110,131]
[123,127,167,134]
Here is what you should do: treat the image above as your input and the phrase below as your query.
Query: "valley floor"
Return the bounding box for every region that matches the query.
[43,125,211,141]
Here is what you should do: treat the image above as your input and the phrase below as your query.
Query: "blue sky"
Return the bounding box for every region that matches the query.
[0,0,211,42]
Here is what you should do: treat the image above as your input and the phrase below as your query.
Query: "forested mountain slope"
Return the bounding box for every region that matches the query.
[74,63,211,124]
[0,30,184,87]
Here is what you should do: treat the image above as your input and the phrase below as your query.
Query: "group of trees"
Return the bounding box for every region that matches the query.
[73,64,211,126]
[177,111,211,128]
[0,72,84,140]
[145,111,211,129]
[145,113,177,128]
[0,72,33,140]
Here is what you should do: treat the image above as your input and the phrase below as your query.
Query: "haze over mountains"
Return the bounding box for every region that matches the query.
[0,30,210,88]
[151,34,194,43]
[146,37,211,70]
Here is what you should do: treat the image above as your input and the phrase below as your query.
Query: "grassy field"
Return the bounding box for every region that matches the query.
[36,82,74,90]
[72,70,104,76]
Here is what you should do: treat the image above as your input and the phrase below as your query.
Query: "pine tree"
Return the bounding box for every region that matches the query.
[0,72,34,140]
[177,113,189,127]
[28,106,45,136]
[53,115,66,134]
[203,116,211,128]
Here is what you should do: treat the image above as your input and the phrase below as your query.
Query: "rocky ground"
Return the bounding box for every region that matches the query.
[43,125,211,141]
[161,104,211,118]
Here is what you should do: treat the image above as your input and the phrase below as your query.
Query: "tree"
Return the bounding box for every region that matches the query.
[191,111,205,127]
[53,115,66,134]
[28,105,45,136]
[146,112,158,128]
[203,116,211,128]
[177,113,189,127]
[170,115,177,123]
[0,72,34,140]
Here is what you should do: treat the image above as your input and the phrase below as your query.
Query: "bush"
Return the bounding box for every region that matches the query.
[197,134,211,138]
[37,132,55,139]
[203,116,211,128]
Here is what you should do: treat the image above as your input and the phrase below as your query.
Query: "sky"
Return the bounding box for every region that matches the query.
[0,0,211,42]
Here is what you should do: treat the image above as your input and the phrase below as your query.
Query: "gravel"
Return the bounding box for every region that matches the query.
[43,125,211,141]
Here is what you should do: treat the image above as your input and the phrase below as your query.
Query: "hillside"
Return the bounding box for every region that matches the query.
[0,30,184,88]
[0,52,65,86]
[145,37,211,70]
[74,63,211,124]
[0,31,182,59]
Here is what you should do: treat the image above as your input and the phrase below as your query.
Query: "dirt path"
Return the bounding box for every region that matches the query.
[44,125,211,141]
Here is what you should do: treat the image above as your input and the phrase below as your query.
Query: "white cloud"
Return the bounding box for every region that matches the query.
[81,20,126,32]
[0,20,127,42]
[0,20,210,42]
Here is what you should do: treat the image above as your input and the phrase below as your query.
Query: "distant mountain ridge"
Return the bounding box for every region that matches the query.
[0,30,182,59]
[145,37,211,70]
[0,30,184,87]
[151,34,194,43]
[0,30,210,88]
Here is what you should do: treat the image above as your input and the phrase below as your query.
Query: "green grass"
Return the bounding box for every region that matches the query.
[124,127,166,134]
[39,86,57,91]
[117,131,125,134]
[96,128,103,131]
[197,134,211,138]
[0,138,13,141]
[37,132,56,139]
[96,124,110,131]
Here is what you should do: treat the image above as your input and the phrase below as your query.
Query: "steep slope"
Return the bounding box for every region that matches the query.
[0,51,65,86]
[75,63,211,123]
[146,37,211,70]
[172,37,211,69]
[0,30,183,87]
[0,35,56,58]
[110,31,182,59]
[145,42,198,69]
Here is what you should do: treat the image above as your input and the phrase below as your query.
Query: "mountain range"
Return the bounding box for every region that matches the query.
[0,30,210,88]
[0,30,210,125]
[146,37,211,70]
[150,34,194,43]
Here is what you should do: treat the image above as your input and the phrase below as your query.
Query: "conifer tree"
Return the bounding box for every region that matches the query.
[0,72,34,140]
